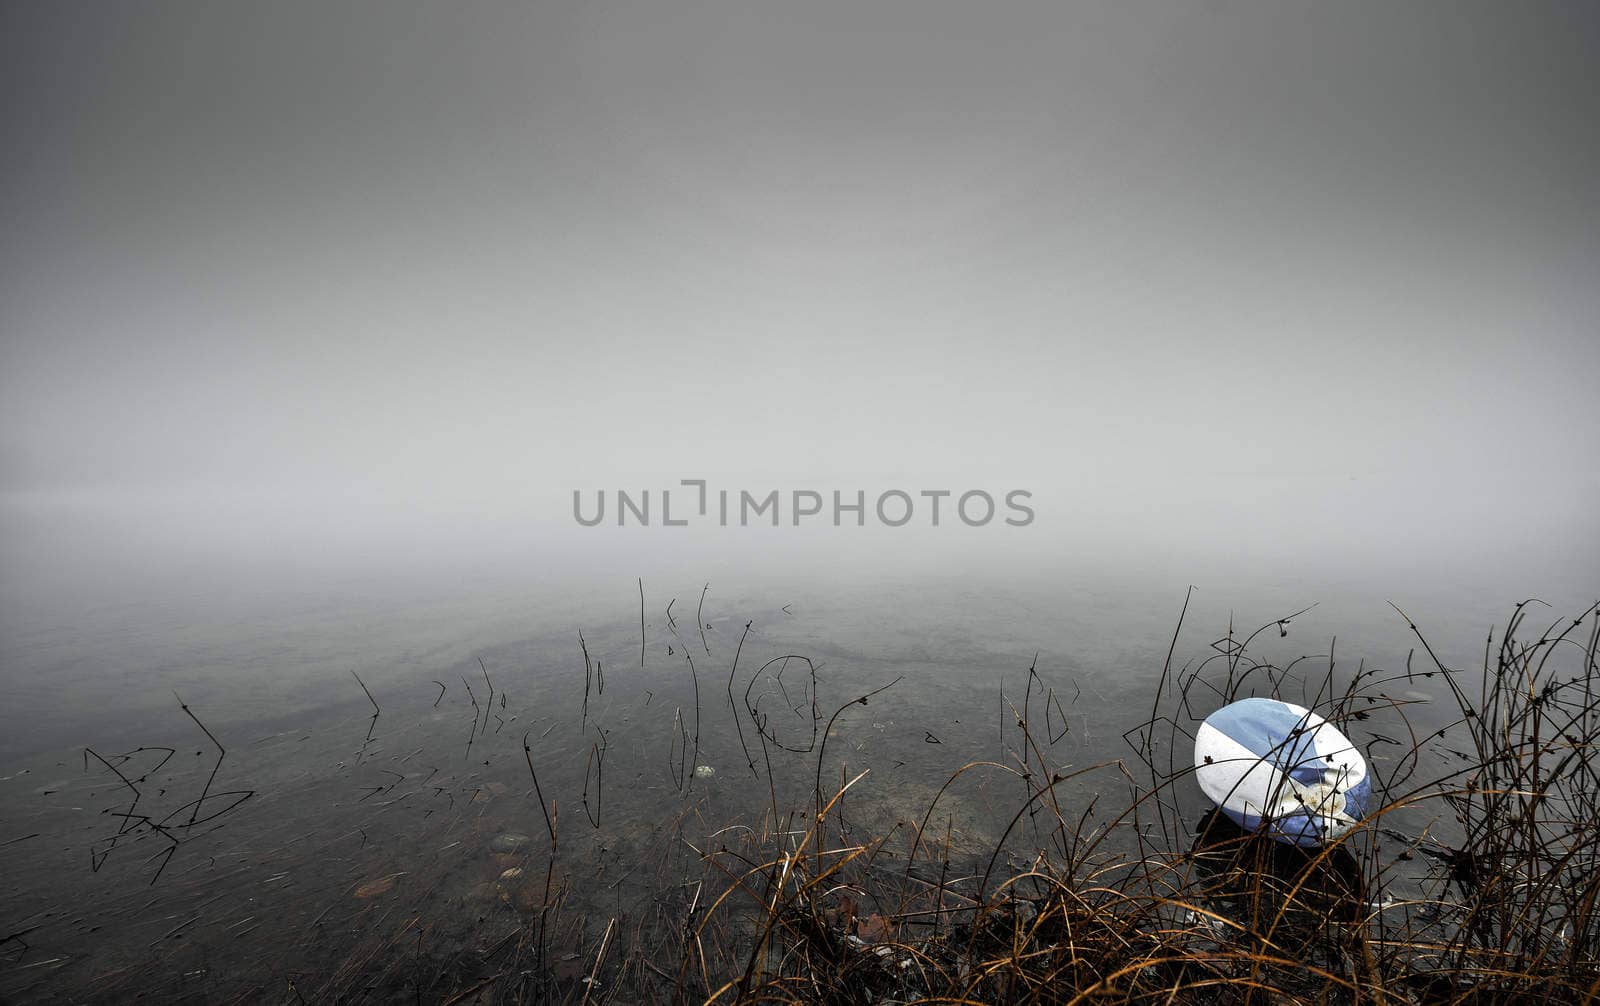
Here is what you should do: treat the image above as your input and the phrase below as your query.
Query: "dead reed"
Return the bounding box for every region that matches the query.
[630,596,1600,1005]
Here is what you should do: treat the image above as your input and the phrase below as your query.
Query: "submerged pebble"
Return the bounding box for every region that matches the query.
[489,832,533,853]
[354,875,397,899]
[462,881,499,906]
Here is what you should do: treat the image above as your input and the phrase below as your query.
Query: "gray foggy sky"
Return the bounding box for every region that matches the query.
[1,1,1596,602]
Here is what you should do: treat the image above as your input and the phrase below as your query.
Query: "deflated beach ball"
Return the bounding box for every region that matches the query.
[1194,697,1369,847]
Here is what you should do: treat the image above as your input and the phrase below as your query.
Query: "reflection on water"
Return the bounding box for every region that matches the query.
[0,567,1591,1000]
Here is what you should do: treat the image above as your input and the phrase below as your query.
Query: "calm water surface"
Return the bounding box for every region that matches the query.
[1,559,1591,1001]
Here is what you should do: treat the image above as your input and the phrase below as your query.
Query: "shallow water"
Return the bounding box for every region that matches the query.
[0,560,1593,1000]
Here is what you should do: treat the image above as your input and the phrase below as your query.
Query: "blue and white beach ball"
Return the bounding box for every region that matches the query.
[1194,697,1370,847]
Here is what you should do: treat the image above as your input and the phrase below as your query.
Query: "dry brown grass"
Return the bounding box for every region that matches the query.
[613,598,1600,1005]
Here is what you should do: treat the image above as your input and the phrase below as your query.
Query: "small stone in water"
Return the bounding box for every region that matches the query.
[489,832,533,853]
[693,765,715,779]
[499,867,524,881]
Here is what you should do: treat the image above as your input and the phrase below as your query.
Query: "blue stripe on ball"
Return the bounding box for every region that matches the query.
[1206,697,1323,780]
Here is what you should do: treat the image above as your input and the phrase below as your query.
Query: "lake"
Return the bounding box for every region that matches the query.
[1,530,1593,1001]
